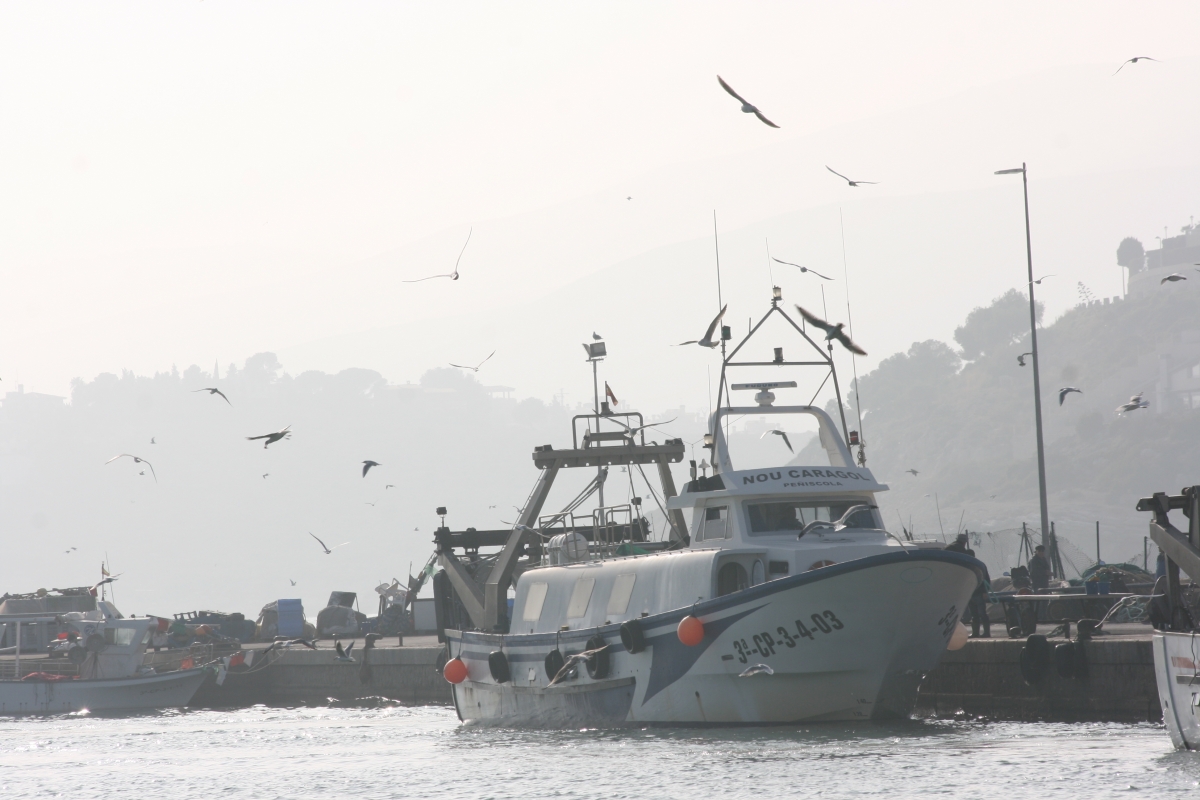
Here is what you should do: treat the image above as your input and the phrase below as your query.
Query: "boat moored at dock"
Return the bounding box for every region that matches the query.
[434,290,985,726]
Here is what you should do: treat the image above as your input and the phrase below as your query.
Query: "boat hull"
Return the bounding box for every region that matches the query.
[1152,631,1200,749]
[448,550,980,726]
[0,668,208,715]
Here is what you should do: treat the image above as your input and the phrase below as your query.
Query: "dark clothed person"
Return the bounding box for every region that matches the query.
[1028,549,1052,591]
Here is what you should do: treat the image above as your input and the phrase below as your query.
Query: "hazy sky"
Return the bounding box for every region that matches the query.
[2,2,1198,406]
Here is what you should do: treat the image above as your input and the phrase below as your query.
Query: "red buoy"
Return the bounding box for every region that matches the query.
[677,615,704,646]
[443,656,468,684]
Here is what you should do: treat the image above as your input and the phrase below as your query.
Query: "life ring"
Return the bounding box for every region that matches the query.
[487,651,511,684]
[585,635,610,680]
[620,620,645,654]
[544,649,565,681]
[1019,634,1050,685]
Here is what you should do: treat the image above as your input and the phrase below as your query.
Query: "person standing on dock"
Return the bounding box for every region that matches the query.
[945,534,991,638]
[1028,545,1051,592]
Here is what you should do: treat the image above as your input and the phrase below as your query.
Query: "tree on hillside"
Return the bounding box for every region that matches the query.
[953,289,1043,360]
[1116,237,1145,273]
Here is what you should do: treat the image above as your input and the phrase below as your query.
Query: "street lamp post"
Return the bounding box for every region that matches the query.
[996,163,1051,548]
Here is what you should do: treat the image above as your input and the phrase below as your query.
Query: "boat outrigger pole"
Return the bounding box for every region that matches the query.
[1138,487,1200,630]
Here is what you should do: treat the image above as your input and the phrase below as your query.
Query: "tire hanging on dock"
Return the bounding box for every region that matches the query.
[1019,634,1051,685]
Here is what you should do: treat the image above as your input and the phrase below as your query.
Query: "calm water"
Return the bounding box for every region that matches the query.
[1,705,1198,799]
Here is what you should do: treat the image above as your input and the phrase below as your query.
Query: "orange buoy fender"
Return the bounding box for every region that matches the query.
[677,615,704,646]
[443,656,468,684]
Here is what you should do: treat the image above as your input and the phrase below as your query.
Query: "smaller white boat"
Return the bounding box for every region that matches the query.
[0,614,208,714]
[1141,488,1200,749]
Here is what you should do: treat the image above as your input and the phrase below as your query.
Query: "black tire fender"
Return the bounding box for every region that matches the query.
[544,649,565,681]
[585,635,610,680]
[1019,634,1050,685]
[1053,642,1075,679]
[620,620,645,654]
[487,650,510,684]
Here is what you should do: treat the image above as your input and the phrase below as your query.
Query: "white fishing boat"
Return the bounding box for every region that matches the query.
[1141,488,1200,749]
[433,290,984,726]
[0,613,208,715]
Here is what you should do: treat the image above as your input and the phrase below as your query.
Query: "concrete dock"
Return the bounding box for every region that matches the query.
[916,623,1160,722]
[188,636,452,707]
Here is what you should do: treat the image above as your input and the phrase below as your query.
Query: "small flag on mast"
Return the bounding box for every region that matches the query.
[605,382,618,407]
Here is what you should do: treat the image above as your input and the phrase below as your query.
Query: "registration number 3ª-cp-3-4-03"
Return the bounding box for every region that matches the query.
[730,610,845,664]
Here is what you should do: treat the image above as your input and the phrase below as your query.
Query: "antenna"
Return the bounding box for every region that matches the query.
[840,209,866,466]
[712,211,724,314]
[764,238,775,289]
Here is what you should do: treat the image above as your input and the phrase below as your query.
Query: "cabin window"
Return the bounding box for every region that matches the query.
[522,582,549,622]
[567,578,596,618]
[745,500,876,536]
[717,562,748,596]
[104,627,138,647]
[698,505,730,541]
[606,574,637,616]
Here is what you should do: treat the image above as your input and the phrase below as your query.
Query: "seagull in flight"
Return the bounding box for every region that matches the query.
[364,501,376,507]
[906,469,919,476]
[738,663,774,677]
[91,576,119,593]
[771,257,832,280]
[675,304,728,348]
[334,641,355,663]
[449,350,495,372]
[193,387,231,405]
[548,644,611,686]
[247,425,291,449]
[106,454,157,482]
[362,460,381,477]
[1114,56,1159,75]
[825,166,877,187]
[794,305,866,355]
[716,75,779,128]
[289,579,296,586]
[309,532,349,554]
[262,473,269,479]
[1161,273,1187,284]
[1017,352,1033,367]
[1059,387,1083,406]
[385,484,395,489]
[150,437,156,444]
[615,417,678,439]
[403,228,472,282]
[1029,274,1055,285]
[760,429,793,453]
[1116,392,1149,414]
[262,638,318,656]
